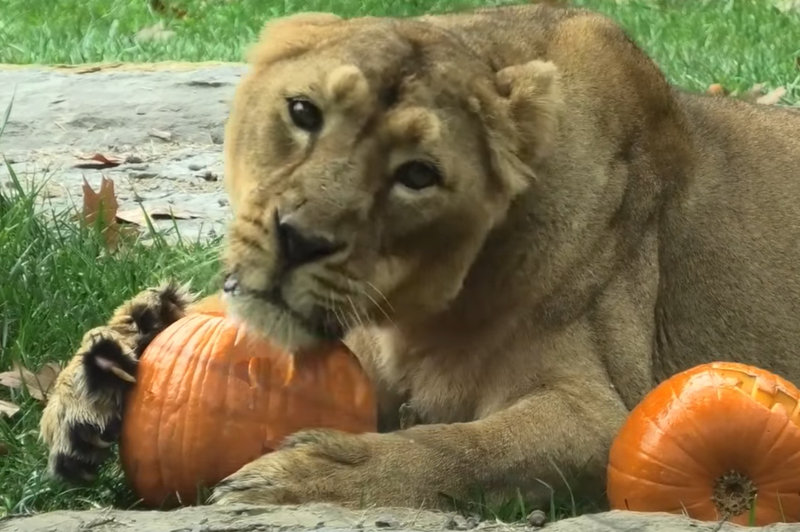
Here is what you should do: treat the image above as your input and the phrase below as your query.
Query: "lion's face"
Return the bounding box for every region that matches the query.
[220,14,560,350]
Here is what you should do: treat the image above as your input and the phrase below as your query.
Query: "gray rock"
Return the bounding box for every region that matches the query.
[0,504,797,532]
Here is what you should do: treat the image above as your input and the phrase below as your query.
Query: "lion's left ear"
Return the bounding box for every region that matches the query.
[475,60,563,197]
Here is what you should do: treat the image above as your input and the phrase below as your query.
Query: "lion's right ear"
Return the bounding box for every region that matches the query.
[495,60,563,164]
[246,12,344,67]
[475,60,564,197]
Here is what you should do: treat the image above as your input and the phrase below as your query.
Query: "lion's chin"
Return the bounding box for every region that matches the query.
[221,289,343,353]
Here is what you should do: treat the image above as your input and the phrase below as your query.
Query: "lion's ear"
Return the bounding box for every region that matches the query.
[477,60,563,197]
[247,12,344,66]
[495,60,562,162]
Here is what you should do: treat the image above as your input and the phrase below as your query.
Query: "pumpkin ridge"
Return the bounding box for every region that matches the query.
[613,440,707,485]
[753,436,800,487]
[152,316,203,505]
[665,380,728,475]
[188,315,227,495]
[608,464,712,492]
[172,314,215,502]
[637,410,714,478]
[175,314,218,501]
[747,406,793,482]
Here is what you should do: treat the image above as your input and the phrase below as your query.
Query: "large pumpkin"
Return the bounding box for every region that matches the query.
[118,295,377,508]
[607,361,800,526]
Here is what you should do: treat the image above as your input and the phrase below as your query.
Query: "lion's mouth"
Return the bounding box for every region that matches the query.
[222,272,345,341]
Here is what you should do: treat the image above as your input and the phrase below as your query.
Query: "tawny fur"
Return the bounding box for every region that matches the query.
[40,2,800,512]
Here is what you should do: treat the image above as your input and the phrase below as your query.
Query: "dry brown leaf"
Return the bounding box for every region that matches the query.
[73,152,123,169]
[0,362,61,402]
[756,86,787,106]
[78,176,140,250]
[0,399,21,418]
[117,206,198,226]
[706,83,727,97]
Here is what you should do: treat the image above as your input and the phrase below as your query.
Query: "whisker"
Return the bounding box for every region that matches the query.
[364,280,395,312]
[346,294,366,331]
[310,273,359,297]
[359,286,399,334]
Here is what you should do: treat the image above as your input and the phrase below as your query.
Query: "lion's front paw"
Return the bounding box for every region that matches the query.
[40,328,136,482]
[40,281,196,483]
[209,428,443,508]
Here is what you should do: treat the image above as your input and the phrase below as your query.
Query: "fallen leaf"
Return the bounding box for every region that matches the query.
[134,22,177,44]
[0,362,61,402]
[117,206,199,226]
[80,176,123,250]
[73,152,123,169]
[756,86,787,106]
[0,399,20,418]
[706,83,727,97]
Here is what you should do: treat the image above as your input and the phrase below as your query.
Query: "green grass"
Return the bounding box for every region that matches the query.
[0,98,224,516]
[0,0,799,103]
[0,0,799,522]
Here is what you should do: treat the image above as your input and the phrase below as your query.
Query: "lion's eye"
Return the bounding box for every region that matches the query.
[287,98,323,133]
[394,161,442,191]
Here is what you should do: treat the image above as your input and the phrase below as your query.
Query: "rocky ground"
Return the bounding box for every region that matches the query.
[0,62,246,243]
[2,503,798,532]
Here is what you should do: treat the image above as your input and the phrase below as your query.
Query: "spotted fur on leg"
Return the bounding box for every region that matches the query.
[39,280,197,483]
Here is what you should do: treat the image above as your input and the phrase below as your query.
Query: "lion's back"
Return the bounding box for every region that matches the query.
[655,90,800,385]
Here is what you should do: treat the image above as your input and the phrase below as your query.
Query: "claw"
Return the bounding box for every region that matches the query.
[90,434,114,448]
[109,365,136,383]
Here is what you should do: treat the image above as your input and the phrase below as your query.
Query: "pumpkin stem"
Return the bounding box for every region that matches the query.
[712,470,757,518]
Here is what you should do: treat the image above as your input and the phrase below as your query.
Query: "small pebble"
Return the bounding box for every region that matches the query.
[125,155,144,164]
[188,162,205,171]
[197,170,218,182]
[210,127,225,145]
[374,517,398,528]
[527,510,547,528]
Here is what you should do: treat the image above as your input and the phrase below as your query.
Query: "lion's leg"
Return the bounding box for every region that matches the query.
[39,281,198,482]
[209,366,629,508]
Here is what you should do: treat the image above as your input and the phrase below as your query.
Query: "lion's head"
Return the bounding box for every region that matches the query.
[220,12,563,351]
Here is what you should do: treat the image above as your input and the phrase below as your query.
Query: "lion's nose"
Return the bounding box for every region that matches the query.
[275,212,343,269]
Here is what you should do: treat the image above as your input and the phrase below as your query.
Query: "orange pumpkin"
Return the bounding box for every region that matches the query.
[118,295,377,508]
[607,361,800,525]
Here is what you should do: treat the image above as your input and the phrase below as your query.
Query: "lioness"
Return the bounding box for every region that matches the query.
[40,1,800,512]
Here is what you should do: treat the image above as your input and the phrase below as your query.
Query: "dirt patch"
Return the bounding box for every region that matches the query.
[0,62,247,243]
